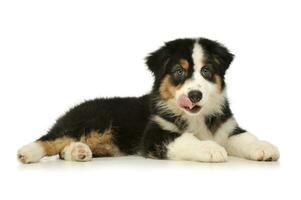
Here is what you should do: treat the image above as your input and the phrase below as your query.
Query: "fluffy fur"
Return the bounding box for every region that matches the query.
[17,38,279,164]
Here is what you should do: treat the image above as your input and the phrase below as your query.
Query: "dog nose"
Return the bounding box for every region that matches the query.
[188,90,203,103]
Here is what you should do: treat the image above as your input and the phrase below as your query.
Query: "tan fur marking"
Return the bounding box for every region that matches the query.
[214,74,223,93]
[179,59,189,70]
[80,130,120,157]
[159,75,181,100]
[37,137,74,156]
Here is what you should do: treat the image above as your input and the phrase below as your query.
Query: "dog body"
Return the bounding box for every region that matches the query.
[18,38,279,163]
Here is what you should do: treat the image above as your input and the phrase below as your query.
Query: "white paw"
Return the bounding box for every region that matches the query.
[167,133,228,163]
[61,142,92,162]
[17,142,45,164]
[198,141,228,163]
[248,141,280,161]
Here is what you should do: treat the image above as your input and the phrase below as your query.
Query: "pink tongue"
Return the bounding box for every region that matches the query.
[177,94,193,109]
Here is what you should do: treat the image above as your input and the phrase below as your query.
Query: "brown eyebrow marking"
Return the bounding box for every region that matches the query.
[179,59,189,70]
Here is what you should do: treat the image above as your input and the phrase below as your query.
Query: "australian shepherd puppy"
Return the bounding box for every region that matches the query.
[18,38,279,164]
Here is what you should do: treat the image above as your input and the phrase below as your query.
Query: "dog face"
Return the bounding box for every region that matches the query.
[146,38,234,116]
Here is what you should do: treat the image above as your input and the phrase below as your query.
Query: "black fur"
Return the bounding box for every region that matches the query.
[229,126,246,137]
[140,121,180,158]
[199,38,234,76]
[204,100,233,134]
[35,37,237,159]
[39,95,151,155]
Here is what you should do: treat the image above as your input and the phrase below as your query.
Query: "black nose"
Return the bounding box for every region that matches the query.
[188,90,203,103]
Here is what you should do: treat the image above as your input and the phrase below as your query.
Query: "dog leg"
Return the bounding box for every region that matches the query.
[17,142,46,164]
[167,133,228,162]
[226,132,279,161]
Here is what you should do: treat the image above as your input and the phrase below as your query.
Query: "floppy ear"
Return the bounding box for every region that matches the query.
[145,46,170,79]
[212,44,234,75]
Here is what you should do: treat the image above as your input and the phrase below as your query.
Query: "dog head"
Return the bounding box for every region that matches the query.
[146,38,234,116]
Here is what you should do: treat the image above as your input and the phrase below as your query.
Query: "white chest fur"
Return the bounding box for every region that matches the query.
[184,115,213,141]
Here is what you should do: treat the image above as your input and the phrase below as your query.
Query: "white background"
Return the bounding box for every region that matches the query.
[0,0,300,199]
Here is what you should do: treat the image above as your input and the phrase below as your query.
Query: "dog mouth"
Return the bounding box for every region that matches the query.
[177,94,202,114]
[182,105,202,113]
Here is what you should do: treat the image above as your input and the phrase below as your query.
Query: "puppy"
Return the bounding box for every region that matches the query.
[17,38,279,163]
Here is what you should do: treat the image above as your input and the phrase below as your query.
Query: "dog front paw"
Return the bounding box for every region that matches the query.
[167,133,228,163]
[248,141,279,161]
[198,141,228,163]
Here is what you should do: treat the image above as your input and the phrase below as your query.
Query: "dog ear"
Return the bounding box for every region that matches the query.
[145,45,170,79]
[212,44,234,75]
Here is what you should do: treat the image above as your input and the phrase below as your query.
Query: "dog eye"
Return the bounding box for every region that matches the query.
[201,67,212,78]
[175,68,184,76]
[172,65,186,83]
